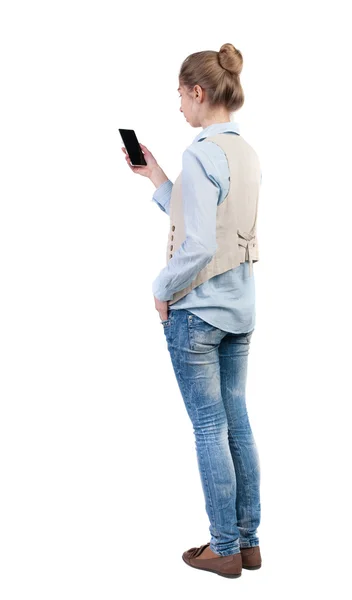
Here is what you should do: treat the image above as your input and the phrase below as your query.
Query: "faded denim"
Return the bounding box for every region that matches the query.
[161,308,261,557]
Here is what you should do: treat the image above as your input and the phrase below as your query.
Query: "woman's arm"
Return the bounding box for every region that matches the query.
[152,146,221,301]
[150,165,169,189]
[151,179,173,215]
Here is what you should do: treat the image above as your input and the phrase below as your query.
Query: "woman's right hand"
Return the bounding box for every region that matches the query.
[121,143,158,179]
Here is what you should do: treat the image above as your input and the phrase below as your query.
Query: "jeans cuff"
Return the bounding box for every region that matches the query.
[239,538,259,548]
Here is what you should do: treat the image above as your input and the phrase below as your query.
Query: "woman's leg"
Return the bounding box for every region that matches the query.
[218,329,261,548]
[162,308,241,557]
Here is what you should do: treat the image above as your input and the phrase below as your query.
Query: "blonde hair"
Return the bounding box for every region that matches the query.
[179,43,244,113]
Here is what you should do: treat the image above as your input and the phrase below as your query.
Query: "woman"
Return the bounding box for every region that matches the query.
[122,43,262,579]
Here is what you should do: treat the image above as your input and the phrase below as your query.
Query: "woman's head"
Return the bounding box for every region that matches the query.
[178,43,244,128]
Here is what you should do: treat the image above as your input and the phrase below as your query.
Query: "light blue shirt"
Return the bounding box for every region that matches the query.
[151,121,261,334]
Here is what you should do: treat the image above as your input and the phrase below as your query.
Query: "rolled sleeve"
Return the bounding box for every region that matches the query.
[151,179,173,215]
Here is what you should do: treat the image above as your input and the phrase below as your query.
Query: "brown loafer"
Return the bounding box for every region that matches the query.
[241,545,262,569]
[182,542,242,578]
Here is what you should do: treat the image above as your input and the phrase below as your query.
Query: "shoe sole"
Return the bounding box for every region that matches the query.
[182,556,241,579]
[242,564,262,570]
[182,556,242,578]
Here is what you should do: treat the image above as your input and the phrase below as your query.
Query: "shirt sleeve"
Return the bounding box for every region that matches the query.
[152,146,220,301]
[151,179,173,215]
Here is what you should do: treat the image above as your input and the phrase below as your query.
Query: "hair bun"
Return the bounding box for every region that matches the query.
[218,43,243,76]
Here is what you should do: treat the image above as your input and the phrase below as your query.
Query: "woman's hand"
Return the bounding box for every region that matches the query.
[121,143,158,178]
[154,296,169,321]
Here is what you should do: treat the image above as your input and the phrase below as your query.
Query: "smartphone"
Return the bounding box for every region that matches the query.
[119,128,147,166]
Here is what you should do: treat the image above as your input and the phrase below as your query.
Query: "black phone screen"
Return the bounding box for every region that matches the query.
[119,129,147,166]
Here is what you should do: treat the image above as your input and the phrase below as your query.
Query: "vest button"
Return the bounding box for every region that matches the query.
[171,235,174,241]
[172,225,175,231]
[170,245,173,250]
[169,253,173,258]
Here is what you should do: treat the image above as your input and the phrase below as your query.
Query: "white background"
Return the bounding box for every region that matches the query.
[1,1,352,598]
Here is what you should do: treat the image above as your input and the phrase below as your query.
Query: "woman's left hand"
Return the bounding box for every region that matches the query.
[154,296,169,321]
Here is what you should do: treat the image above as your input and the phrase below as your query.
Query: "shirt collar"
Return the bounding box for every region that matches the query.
[192,120,240,144]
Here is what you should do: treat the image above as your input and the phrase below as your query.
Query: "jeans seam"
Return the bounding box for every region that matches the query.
[187,319,194,350]
[232,437,252,537]
[196,432,216,532]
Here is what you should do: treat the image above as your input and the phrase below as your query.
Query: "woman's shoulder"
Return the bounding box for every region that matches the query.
[183,139,230,205]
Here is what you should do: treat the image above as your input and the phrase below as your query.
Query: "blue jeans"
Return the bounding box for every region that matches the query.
[161,308,261,557]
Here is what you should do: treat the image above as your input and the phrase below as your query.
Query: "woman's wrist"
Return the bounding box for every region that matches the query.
[150,166,168,189]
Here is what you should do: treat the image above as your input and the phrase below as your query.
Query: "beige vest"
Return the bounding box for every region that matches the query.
[167,133,261,306]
